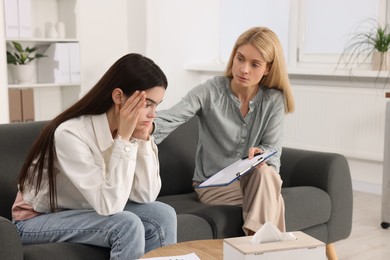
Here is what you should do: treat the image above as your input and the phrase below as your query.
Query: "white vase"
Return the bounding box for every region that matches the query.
[13,64,35,84]
[371,51,390,71]
[56,22,66,38]
[46,24,58,38]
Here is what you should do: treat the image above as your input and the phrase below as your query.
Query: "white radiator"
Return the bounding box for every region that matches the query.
[283,84,387,162]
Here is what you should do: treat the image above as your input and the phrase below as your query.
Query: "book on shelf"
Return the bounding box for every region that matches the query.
[18,0,32,38]
[8,88,22,123]
[8,88,35,122]
[69,43,81,83]
[21,88,34,122]
[4,0,32,38]
[37,43,80,84]
[4,0,19,38]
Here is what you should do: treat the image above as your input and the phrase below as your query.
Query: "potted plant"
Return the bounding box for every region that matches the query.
[6,41,46,84]
[337,18,390,71]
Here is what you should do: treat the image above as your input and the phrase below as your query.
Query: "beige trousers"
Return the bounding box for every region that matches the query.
[194,165,285,235]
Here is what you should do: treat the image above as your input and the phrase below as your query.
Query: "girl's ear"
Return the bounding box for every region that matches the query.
[112,88,123,105]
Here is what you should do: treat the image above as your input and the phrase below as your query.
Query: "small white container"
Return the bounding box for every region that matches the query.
[56,22,66,38]
[46,24,57,38]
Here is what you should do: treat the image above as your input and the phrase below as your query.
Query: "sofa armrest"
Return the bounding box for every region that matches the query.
[280,147,353,242]
[0,216,23,259]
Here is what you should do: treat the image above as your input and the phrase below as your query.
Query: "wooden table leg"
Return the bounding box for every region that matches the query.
[326,243,338,260]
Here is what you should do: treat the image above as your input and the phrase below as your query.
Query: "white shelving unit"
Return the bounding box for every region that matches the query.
[0,0,81,123]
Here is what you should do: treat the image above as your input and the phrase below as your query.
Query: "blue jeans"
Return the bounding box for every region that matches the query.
[14,201,177,259]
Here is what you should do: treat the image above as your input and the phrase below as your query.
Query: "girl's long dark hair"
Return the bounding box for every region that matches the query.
[18,53,168,212]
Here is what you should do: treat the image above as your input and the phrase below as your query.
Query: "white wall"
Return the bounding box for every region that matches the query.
[127,0,147,54]
[76,0,224,109]
[77,0,214,108]
[144,0,221,109]
[78,0,129,96]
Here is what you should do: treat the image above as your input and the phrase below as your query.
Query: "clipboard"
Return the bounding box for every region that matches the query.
[196,150,277,188]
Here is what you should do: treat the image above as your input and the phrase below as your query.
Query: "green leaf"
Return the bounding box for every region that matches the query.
[6,51,17,65]
[35,53,47,59]
[337,18,390,71]
[6,41,46,65]
[12,41,23,52]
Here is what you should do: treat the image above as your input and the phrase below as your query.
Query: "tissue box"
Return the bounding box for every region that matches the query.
[223,231,325,260]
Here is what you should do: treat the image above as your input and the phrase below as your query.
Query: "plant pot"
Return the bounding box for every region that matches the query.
[371,51,390,71]
[12,64,35,84]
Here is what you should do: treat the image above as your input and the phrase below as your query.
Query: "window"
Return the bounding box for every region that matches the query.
[220,0,387,68]
[220,0,290,63]
[298,0,384,66]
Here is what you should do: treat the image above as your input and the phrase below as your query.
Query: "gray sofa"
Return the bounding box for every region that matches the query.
[0,118,353,259]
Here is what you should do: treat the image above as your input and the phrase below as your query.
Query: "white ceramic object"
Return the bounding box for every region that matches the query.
[56,22,66,38]
[13,64,35,84]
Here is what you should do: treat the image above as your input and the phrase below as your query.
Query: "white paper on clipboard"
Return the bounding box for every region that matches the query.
[196,150,277,188]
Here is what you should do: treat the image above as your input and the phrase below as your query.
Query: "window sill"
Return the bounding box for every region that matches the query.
[186,63,390,88]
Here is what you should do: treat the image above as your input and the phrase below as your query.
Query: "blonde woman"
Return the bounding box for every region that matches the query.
[154,27,294,235]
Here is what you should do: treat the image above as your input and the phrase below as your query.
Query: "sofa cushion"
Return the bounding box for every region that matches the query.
[158,192,244,239]
[159,186,330,240]
[0,216,23,259]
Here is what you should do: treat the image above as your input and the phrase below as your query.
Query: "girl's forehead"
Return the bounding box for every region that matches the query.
[145,87,166,104]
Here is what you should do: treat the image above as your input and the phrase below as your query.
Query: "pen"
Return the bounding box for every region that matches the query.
[236,158,264,178]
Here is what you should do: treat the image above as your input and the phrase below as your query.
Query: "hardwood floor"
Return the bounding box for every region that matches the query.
[334,191,390,260]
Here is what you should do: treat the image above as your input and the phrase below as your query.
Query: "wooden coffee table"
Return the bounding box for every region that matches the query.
[141,239,223,259]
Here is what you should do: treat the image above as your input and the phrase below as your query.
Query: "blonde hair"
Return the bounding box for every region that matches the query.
[225,27,294,113]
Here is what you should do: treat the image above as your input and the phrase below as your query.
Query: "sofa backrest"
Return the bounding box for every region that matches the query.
[157,117,198,196]
[0,121,48,220]
[0,118,198,219]
[0,117,311,220]
[156,117,302,193]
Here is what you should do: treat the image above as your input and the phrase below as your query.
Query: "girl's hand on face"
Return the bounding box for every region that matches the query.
[117,91,146,141]
[132,121,152,141]
[247,147,266,168]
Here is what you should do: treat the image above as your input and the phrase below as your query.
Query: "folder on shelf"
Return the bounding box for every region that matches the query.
[17,0,32,38]
[69,43,80,83]
[8,88,22,123]
[196,150,277,188]
[4,0,20,37]
[21,88,34,122]
[38,43,71,84]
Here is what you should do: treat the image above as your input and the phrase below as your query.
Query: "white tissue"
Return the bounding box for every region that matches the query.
[250,222,296,244]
